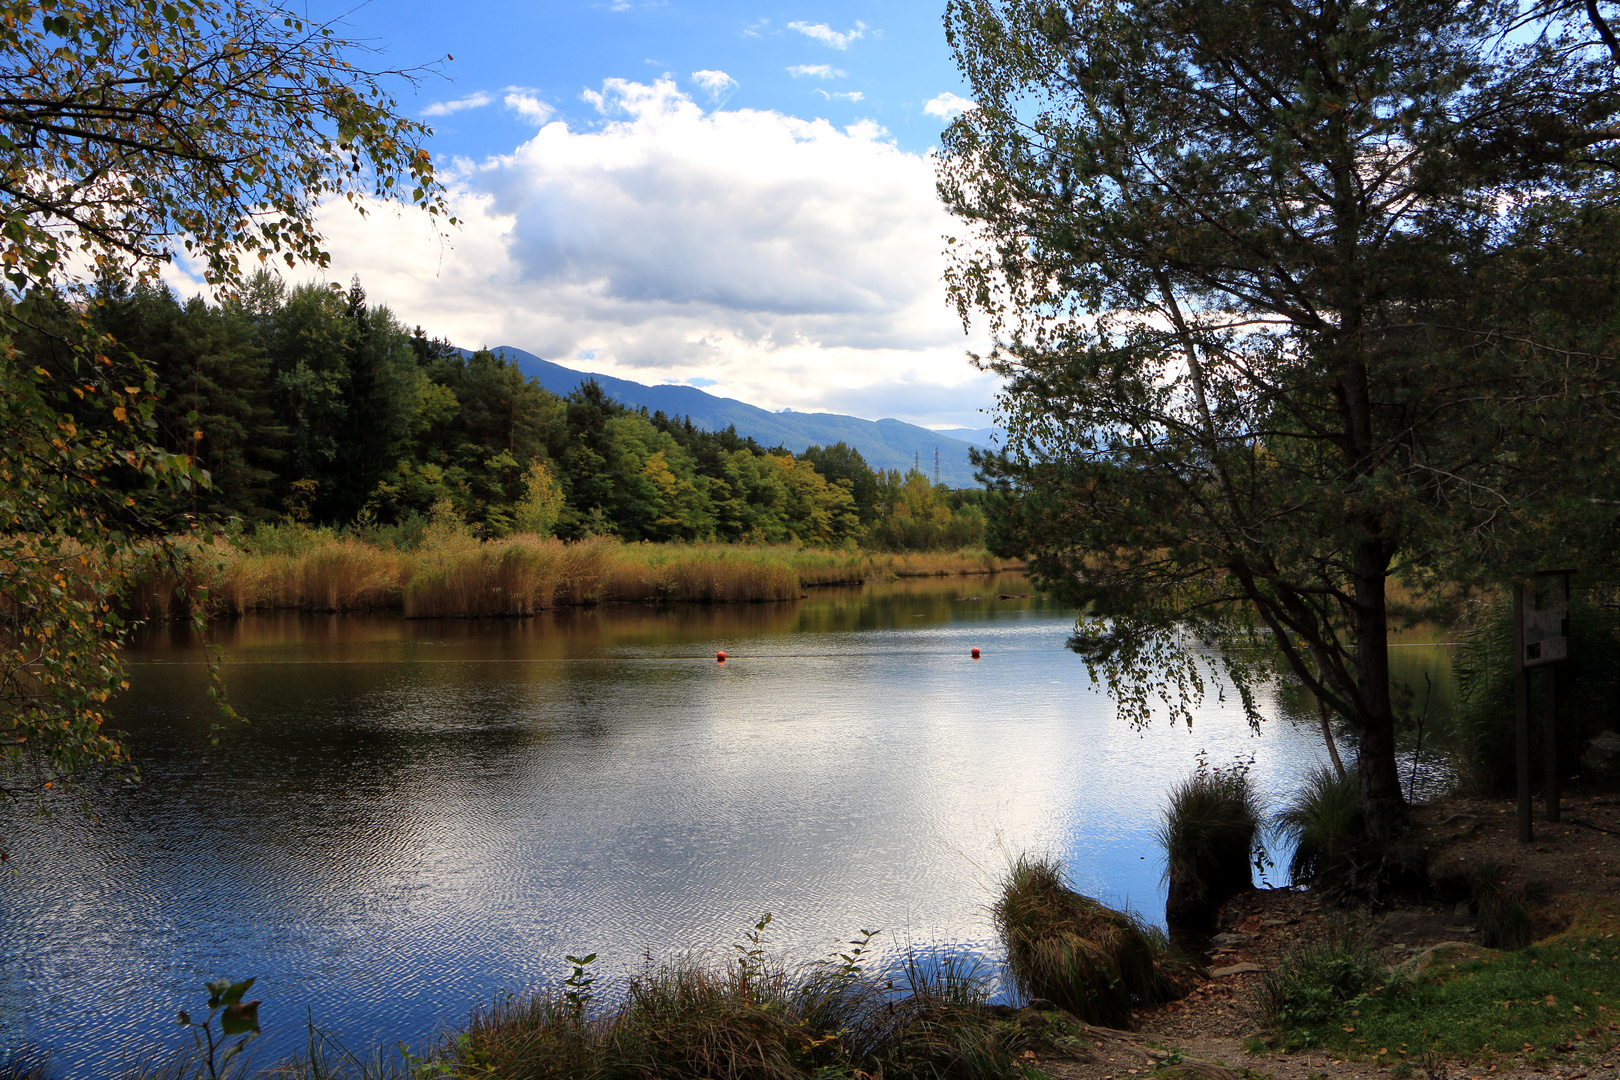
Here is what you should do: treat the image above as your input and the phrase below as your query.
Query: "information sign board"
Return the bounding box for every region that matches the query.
[1522,572,1570,668]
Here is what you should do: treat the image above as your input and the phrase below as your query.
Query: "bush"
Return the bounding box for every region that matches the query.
[1156,756,1262,924]
[1261,929,1388,1045]
[991,854,1186,1027]
[1273,766,1365,888]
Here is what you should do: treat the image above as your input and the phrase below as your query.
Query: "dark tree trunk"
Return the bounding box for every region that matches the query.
[1351,536,1406,842]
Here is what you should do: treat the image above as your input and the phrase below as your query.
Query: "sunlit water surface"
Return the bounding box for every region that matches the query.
[0,574,1445,1076]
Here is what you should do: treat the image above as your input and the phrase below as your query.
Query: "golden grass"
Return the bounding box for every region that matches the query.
[112,534,1011,618]
[404,535,613,617]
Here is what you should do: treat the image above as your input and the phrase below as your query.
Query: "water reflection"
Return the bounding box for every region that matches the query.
[0,575,1437,1077]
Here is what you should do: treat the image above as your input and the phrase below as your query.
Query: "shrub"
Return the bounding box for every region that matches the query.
[1261,929,1388,1047]
[1156,756,1262,924]
[991,854,1186,1027]
[1273,766,1365,888]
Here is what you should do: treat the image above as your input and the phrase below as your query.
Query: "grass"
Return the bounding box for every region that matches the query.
[991,854,1187,1027]
[445,944,1036,1080]
[1156,758,1262,924]
[117,532,1012,618]
[1264,929,1620,1064]
[1272,765,1365,889]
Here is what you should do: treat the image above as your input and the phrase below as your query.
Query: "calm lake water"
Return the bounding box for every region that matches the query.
[0,574,1450,1076]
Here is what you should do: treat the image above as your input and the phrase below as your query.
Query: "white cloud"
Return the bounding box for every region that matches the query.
[787,64,845,79]
[504,92,555,124]
[303,77,993,427]
[923,93,975,119]
[814,89,865,103]
[788,20,866,49]
[421,92,493,117]
[691,69,738,103]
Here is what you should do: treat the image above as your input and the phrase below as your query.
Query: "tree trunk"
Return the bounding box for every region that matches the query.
[1351,537,1405,842]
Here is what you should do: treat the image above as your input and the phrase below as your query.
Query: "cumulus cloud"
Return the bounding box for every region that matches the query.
[923,93,975,119]
[787,64,845,79]
[504,92,555,124]
[691,69,738,103]
[814,89,864,103]
[788,20,866,49]
[304,77,992,426]
[422,92,493,117]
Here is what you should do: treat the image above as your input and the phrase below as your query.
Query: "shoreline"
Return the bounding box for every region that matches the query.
[125,537,1027,620]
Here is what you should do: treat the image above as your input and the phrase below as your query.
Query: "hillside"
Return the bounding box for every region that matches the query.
[476,346,990,487]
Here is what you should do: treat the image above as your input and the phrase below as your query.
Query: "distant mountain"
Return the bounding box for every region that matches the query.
[467,346,990,487]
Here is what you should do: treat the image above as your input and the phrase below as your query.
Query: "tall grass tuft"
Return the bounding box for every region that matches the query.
[1469,859,1535,950]
[992,854,1185,1027]
[1156,757,1262,925]
[1272,766,1366,889]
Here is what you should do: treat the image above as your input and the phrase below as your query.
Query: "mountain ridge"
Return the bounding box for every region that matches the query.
[470,345,992,487]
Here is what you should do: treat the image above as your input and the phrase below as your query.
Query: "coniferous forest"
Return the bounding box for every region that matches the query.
[31,275,991,551]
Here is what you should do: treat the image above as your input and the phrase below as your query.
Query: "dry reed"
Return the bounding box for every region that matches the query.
[110,534,1009,619]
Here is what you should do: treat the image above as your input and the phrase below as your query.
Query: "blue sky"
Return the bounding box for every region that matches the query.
[253,0,999,430]
[326,0,971,159]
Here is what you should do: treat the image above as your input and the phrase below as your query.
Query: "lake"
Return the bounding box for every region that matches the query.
[0,573,1445,1076]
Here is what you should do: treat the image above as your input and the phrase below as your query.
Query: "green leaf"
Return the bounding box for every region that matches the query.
[220,999,260,1037]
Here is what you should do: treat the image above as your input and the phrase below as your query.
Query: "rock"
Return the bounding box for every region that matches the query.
[1583,731,1620,779]
[1209,932,1252,949]
[1211,962,1263,977]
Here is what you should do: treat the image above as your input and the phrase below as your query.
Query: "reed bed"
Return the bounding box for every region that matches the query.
[602,544,803,603]
[403,535,612,617]
[108,533,1011,619]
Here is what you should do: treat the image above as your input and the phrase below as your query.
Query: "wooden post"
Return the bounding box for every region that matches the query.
[1515,581,1532,844]
[1544,665,1560,822]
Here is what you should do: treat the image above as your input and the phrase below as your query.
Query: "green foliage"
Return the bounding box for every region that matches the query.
[0,0,450,293]
[1261,931,1389,1049]
[1273,767,1367,889]
[939,0,1620,844]
[175,977,262,1080]
[1157,754,1262,923]
[1266,937,1620,1062]
[991,854,1186,1026]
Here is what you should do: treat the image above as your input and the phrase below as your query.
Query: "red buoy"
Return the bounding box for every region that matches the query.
[716,650,727,662]
[971,647,981,659]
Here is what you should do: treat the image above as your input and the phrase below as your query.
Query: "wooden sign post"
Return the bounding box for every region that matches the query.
[1516,570,1571,844]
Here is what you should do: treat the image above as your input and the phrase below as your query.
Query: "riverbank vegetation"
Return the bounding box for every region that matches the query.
[123,524,1009,619]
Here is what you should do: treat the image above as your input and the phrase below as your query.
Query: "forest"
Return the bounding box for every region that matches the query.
[24,275,990,551]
